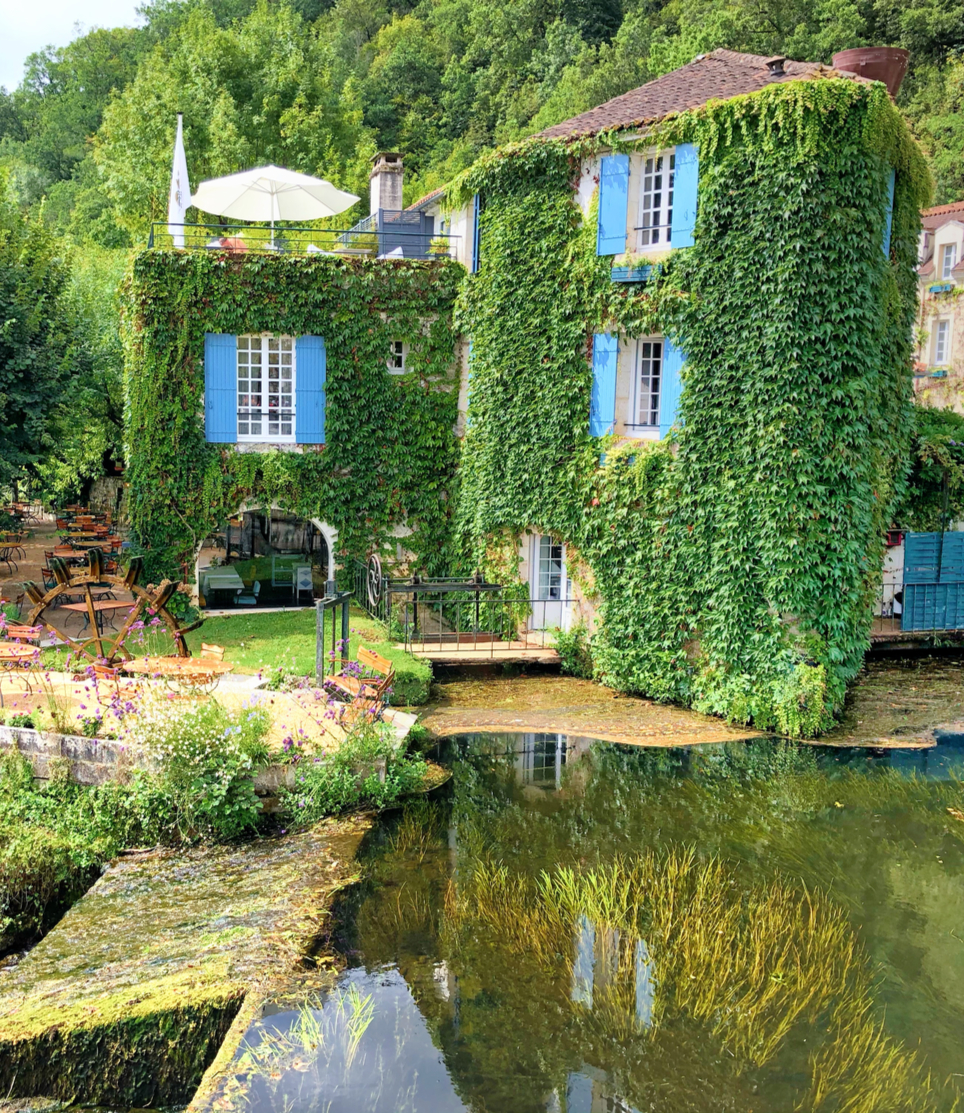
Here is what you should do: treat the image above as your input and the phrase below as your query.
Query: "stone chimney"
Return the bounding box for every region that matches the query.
[370,152,403,216]
[831,48,909,98]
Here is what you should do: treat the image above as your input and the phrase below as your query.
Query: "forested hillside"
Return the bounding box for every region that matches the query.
[0,0,962,497]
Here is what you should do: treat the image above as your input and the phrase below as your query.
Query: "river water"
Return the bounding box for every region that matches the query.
[215,732,964,1113]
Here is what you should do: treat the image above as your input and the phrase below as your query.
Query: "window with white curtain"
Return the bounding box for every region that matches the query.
[637,151,675,248]
[237,335,295,442]
[941,243,958,280]
[934,319,950,365]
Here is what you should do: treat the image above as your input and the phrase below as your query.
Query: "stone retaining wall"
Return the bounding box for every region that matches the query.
[0,725,142,785]
[0,725,384,799]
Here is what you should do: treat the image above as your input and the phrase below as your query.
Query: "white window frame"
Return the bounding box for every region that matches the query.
[237,334,296,443]
[941,243,958,280]
[388,339,408,374]
[934,320,951,365]
[629,336,663,429]
[636,149,675,249]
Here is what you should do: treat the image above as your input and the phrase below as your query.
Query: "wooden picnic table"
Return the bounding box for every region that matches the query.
[52,547,87,560]
[124,655,234,679]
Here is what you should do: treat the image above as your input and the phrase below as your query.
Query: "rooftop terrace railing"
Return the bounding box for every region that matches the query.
[148,221,459,260]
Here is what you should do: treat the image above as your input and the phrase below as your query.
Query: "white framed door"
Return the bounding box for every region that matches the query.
[530,535,572,630]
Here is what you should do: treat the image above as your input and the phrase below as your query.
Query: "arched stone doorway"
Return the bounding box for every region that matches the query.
[193,505,339,608]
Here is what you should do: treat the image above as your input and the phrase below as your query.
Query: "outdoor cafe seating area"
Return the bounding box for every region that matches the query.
[0,504,129,635]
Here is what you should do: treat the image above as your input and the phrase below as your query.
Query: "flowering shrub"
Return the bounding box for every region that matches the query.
[282,715,427,824]
[122,696,270,840]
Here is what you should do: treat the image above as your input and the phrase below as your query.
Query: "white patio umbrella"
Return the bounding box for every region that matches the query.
[190,164,360,241]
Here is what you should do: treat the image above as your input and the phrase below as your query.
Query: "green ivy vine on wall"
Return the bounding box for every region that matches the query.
[448,77,931,737]
[125,76,932,737]
[122,253,463,580]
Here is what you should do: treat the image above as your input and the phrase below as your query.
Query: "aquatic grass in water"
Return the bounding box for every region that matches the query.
[445,851,940,1112]
[207,735,964,1113]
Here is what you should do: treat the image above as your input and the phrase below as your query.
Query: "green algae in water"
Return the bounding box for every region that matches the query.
[203,733,964,1113]
[0,821,369,1111]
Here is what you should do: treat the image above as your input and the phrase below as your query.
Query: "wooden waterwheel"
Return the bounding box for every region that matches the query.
[23,549,202,666]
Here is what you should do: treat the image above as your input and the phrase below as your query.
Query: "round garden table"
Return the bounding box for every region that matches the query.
[123,655,234,695]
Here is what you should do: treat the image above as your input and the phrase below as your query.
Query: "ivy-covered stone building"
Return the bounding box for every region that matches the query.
[125,47,929,733]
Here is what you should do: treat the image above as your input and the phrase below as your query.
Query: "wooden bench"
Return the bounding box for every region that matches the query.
[325,646,395,715]
[4,625,42,643]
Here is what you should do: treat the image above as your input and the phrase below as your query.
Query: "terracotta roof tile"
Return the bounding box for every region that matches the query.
[538,48,866,139]
[405,186,446,212]
[922,201,964,231]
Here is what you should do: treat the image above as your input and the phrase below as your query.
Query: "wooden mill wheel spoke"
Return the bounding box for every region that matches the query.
[24,549,200,667]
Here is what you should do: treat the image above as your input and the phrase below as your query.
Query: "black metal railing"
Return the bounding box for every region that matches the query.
[350,561,574,654]
[148,222,458,260]
[395,592,575,655]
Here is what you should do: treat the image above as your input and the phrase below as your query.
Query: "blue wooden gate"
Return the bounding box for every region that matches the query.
[902,532,964,631]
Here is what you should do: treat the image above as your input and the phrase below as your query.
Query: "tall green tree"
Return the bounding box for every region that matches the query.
[0,179,69,487]
[94,2,374,239]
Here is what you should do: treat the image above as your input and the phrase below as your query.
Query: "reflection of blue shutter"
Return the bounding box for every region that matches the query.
[659,339,684,437]
[204,333,237,443]
[471,193,481,273]
[882,168,896,258]
[597,154,629,256]
[295,335,326,444]
[670,143,699,249]
[590,333,618,436]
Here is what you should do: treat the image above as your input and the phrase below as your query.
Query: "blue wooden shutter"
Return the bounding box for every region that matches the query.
[204,333,237,443]
[670,143,699,249]
[590,333,618,436]
[658,339,684,437]
[597,154,629,256]
[882,168,896,258]
[471,193,481,273]
[295,335,326,444]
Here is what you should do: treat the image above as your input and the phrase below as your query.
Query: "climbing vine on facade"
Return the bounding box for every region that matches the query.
[450,77,931,736]
[122,253,462,579]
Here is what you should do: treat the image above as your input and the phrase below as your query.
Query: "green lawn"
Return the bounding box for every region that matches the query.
[185,605,432,705]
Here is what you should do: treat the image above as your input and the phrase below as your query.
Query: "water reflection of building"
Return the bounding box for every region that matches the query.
[552,1065,639,1113]
[515,733,595,792]
[571,915,654,1029]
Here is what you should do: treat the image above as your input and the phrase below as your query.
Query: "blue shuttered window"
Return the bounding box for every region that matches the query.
[590,333,618,436]
[597,154,630,256]
[670,143,699,249]
[658,340,684,438]
[204,333,237,443]
[295,335,326,444]
[471,193,481,273]
[882,168,896,258]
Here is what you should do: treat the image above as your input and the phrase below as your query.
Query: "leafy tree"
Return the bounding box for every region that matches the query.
[14,28,146,182]
[36,248,127,506]
[0,179,69,487]
[94,2,374,238]
[895,404,964,530]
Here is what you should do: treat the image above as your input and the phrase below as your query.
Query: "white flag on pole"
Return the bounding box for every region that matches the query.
[167,114,191,248]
